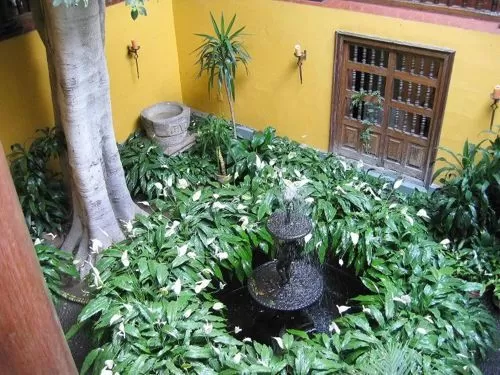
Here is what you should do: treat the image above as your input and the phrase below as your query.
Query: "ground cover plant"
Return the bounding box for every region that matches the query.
[73,117,498,374]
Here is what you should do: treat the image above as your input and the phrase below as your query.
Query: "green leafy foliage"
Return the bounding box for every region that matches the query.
[8,127,69,237]
[350,90,384,152]
[35,243,79,303]
[196,115,232,175]
[79,126,497,374]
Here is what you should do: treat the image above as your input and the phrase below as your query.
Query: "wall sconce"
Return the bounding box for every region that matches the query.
[490,85,500,130]
[128,40,141,79]
[294,44,307,84]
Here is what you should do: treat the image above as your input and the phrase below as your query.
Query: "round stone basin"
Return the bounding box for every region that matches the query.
[140,102,190,138]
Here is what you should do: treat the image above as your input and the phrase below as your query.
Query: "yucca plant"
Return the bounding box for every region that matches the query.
[195,12,251,138]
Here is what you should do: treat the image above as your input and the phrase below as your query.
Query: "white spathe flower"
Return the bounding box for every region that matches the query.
[138,201,150,207]
[305,197,314,204]
[154,182,163,190]
[187,252,197,259]
[393,178,404,190]
[172,278,182,296]
[177,178,189,189]
[212,302,224,311]
[304,233,312,244]
[273,336,284,349]
[336,305,351,314]
[239,216,249,229]
[393,295,411,305]
[122,220,133,233]
[177,244,188,257]
[212,201,227,210]
[237,204,248,211]
[118,322,126,338]
[166,175,173,187]
[121,251,130,268]
[339,258,344,266]
[329,321,341,334]
[389,203,398,209]
[90,238,103,254]
[34,238,42,246]
[194,279,211,294]
[104,360,114,369]
[416,327,428,335]
[424,315,434,324]
[216,252,229,261]
[203,322,213,334]
[362,306,371,314]
[184,309,192,318]
[219,282,226,290]
[416,209,430,220]
[109,314,122,325]
[440,238,451,246]
[192,190,202,201]
[350,232,359,246]
[213,193,220,199]
[233,353,242,364]
[234,326,242,334]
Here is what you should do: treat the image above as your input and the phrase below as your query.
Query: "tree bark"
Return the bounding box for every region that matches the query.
[0,143,77,375]
[32,0,144,275]
[224,80,237,138]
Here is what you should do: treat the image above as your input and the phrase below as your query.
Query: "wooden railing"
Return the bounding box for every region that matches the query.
[348,0,500,20]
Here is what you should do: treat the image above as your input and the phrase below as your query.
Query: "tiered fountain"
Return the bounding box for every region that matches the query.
[248,199,324,312]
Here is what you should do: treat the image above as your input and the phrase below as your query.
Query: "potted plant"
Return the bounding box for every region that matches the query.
[195,12,251,138]
[198,115,232,183]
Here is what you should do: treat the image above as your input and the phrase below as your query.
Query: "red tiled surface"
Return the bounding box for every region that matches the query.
[287,0,500,34]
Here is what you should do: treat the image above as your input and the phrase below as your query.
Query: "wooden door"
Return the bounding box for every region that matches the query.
[330,32,455,186]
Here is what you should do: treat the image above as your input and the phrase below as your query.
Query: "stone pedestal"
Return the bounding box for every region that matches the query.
[140,102,195,155]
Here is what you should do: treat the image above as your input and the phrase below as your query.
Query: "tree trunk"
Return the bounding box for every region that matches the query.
[224,80,237,138]
[31,0,144,276]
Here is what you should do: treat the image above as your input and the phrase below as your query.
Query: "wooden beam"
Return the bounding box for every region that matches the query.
[0,143,77,374]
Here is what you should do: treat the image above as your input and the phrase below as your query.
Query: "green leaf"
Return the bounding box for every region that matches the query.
[78,297,110,322]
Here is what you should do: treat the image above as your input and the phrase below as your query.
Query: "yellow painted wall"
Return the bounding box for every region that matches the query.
[0,0,182,151]
[172,0,500,156]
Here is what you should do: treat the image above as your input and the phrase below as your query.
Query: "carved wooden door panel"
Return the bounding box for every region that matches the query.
[330,32,454,186]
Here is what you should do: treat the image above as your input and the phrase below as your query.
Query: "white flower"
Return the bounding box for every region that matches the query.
[362,306,371,314]
[440,238,451,246]
[172,278,182,296]
[121,220,133,233]
[90,238,103,254]
[336,305,351,314]
[187,252,197,259]
[177,244,188,257]
[120,251,130,268]
[154,182,163,190]
[389,203,398,209]
[203,322,213,334]
[424,315,434,324]
[269,159,277,166]
[212,302,224,311]
[393,295,411,305]
[88,261,103,289]
[242,337,252,343]
[118,322,126,338]
[416,209,430,220]
[350,232,359,246]
[237,204,247,211]
[339,258,344,266]
[212,201,226,210]
[166,175,173,187]
[34,238,42,246]
[416,327,428,335]
[329,321,341,334]
[273,337,284,349]
[177,179,189,189]
[184,309,192,318]
[288,151,296,159]
[194,279,211,294]
[239,216,249,229]
[109,314,122,325]
[233,353,242,364]
[393,178,404,190]
[304,233,312,244]
[213,193,220,199]
[104,360,114,369]
[137,201,150,206]
[192,190,202,201]
[219,282,226,290]
[234,326,242,334]
[305,197,314,204]
[216,252,229,261]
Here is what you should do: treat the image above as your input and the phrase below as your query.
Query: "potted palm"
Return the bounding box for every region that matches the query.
[195,12,251,138]
[198,115,232,183]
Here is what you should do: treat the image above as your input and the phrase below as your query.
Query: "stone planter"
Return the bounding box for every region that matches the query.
[140,102,195,155]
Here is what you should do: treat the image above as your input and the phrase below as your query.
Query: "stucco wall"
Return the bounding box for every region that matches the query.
[172,0,500,156]
[0,0,182,150]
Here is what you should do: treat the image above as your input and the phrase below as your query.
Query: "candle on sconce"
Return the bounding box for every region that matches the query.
[493,85,500,100]
[131,40,139,49]
[294,44,302,57]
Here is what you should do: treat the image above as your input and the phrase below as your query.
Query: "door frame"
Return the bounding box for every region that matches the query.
[329,31,455,187]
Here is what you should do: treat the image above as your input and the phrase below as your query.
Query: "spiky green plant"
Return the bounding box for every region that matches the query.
[195,12,251,137]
